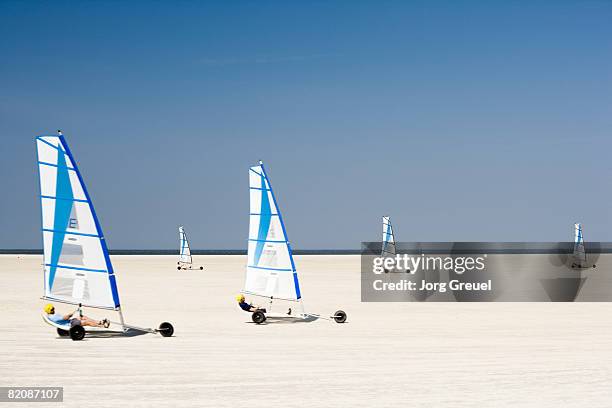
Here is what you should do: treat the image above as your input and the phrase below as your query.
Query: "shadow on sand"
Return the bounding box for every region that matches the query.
[246,314,321,325]
[55,328,150,340]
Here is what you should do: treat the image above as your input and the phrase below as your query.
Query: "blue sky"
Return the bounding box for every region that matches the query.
[1,1,611,249]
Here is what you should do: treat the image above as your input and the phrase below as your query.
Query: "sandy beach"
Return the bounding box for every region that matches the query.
[1,254,611,407]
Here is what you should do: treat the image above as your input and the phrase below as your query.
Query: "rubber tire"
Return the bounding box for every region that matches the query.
[252,311,266,324]
[57,328,69,337]
[200,266,203,270]
[69,325,85,341]
[177,266,182,270]
[158,322,174,337]
[333,310,347,324]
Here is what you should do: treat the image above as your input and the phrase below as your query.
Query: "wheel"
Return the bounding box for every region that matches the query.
[69,325,85,341]
[57,328,69,337]
[252,311,266,324]
[593,264,597,268]
[158,322,174,337]
[333,310,347,324]
[177,266,181,270]
[199,266,203,270]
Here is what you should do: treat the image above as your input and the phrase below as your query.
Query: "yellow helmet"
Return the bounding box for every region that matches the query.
[44,303,55,314]
[236,294,245,302]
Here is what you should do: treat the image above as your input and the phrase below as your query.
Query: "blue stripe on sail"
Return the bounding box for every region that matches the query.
[37,136,66,153]
[59,135,121,308]
[249,238,286,243]
[249,168,262,177]
[48,149,74,290]
[38,161,76,171]
[249,187,271,191]
[293,271,301,299]
[45,263,109,273]
[250,213,279,216]
[40,195,89,203]
[109,275,120,306]
[247,265,293,272]
[254,171,272,266]
[42,228,100,238]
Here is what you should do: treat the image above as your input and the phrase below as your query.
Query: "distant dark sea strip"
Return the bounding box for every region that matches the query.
[0,249,361,255]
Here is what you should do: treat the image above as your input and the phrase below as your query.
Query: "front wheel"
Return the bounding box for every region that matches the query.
[252,311,266,324]
[69,325,85,341]
[199,266,203,270]
[158,322,174,337]
[333,310,347,324]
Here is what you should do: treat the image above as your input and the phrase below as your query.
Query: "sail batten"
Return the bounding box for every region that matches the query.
[244,162,301,301]
[36,135,120,309]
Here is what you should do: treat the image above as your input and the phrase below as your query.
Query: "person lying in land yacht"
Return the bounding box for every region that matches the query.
[235,294,292,315]
[236,294,266,313]
[44,304,110,328]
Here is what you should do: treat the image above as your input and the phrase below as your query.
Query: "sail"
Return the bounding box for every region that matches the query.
[573,223,587,266]
[382,216,396,257]
[36,135,120,310]
[178,226,192,264]
[244,161,301,301]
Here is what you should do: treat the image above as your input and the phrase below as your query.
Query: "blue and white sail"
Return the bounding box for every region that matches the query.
[178,226,192,264]
[36,134,120,310]
[573,222,587,266]
[244,161,301,301]
[382,216,396,257]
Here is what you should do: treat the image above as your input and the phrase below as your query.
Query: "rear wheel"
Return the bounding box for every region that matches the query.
[199,266,203,270]
[69,325,85,341]
[252,311,266,324]
[158,322,174,337]
[57,328,69,337]
[333,310,347,324]
[177,266,182,270]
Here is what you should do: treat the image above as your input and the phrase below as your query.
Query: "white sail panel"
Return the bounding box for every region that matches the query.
[244,162,301,301]
[178,226,192,264]
[36,135,120,309]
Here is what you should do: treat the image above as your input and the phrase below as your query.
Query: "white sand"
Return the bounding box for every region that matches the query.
[1,254,611,407]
